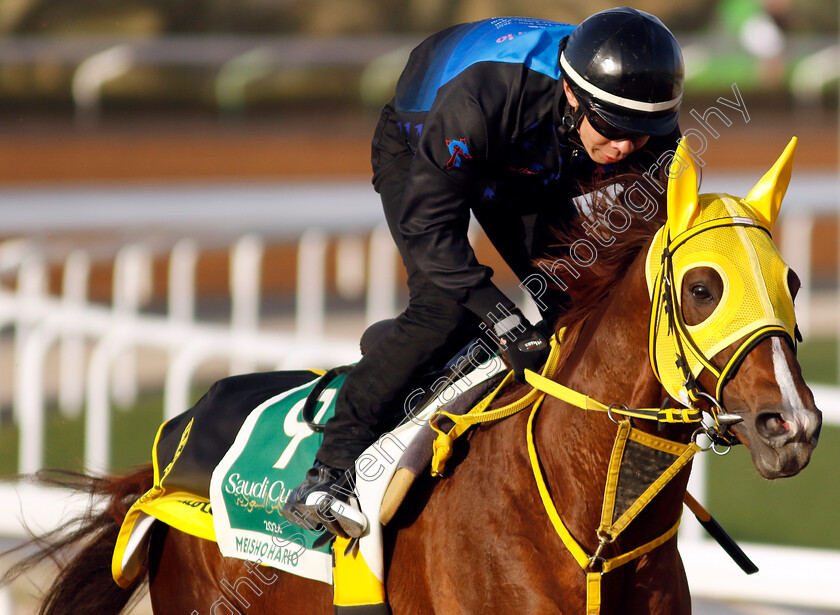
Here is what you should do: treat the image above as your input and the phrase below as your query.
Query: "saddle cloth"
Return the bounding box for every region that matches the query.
[112,356,504,609]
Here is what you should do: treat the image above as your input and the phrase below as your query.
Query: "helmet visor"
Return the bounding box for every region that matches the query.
[580,103,636,141]
[587,99,680,138]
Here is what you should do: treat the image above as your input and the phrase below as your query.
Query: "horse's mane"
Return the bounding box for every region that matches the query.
[537,169,668,334]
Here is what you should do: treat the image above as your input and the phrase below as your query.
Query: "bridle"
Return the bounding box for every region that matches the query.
[646,215,798,445]
[430,136,800,615]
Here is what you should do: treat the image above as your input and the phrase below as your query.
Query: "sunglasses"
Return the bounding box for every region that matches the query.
[582,107,646,142]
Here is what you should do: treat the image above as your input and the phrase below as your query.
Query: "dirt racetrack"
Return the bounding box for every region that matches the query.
[0,108,835,184]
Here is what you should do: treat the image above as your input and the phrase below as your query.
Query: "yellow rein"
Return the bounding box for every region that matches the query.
[430,334,699,476]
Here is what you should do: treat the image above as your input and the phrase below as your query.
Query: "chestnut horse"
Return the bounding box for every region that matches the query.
[3,139,822,615]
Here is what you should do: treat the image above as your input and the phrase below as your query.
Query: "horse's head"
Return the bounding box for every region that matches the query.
[646,137,822,479]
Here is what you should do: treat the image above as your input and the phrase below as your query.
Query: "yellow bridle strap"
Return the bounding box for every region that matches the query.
[440,371,536,426]
[527,404,682,615]
[601,518,681,572]
[431,330,707,476]
[430,371,543,476]
[667,216,769,253]
[525,402,591,569]
[525,370,609,412]
[523,369,703,423]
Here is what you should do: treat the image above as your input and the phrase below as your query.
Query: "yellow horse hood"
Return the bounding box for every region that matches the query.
[646,137,798,407]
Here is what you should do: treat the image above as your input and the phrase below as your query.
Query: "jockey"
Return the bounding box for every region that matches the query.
[283,7,684,537]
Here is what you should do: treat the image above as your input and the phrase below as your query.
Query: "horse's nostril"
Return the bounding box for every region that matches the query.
[756,412,790,441]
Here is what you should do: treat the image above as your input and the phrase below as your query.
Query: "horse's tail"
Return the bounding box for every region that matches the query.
[1,466,154,615]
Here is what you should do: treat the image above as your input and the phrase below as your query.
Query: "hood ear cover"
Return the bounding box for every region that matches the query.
[666,136,798,236]
[743,136,797,231]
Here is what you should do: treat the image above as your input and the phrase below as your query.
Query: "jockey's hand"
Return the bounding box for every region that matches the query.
[495,315,550,382]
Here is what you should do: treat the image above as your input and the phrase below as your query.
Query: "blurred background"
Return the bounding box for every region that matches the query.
[0,1,837,613]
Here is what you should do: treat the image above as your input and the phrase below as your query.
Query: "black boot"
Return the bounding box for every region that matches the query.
[281,461,368,538]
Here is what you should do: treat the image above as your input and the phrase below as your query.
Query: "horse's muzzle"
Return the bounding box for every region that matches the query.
[749,405,822,478]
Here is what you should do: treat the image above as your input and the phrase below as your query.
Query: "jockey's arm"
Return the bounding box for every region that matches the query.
[397,75,520,325]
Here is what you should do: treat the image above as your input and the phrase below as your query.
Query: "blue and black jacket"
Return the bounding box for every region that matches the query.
[375,17,679,322]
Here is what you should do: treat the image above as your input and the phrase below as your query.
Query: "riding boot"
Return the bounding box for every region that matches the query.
[281,461,368,539]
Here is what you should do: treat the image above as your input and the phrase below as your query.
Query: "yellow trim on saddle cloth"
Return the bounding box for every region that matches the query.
[332,536,388,608]
[112,417,216,587]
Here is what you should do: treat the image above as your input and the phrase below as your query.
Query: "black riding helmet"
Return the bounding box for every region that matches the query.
[560,7,684,137]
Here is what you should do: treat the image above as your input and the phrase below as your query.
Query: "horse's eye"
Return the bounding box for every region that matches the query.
[691,284,713,302]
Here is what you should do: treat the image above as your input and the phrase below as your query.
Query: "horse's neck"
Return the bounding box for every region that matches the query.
[535,251,688,551]
[562,251,665,410]
[550,250,661,427]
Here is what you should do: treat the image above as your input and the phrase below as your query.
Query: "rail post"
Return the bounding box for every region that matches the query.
[13,255,47,425]
[365,223,397,325]
[230,234,264,375]
[59,250,91,417]
[296,229,328,340]
[111,243,153,409]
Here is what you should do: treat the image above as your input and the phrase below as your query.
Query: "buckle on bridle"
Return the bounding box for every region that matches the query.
[686,391,741,453]
[606,403,627,425]
[588,531,615,572]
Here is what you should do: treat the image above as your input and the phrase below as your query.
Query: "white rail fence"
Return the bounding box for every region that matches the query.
[1,225,399,474]
[0,178,838,611]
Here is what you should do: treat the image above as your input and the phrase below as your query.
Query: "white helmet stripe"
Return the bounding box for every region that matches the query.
[560,52,682,113]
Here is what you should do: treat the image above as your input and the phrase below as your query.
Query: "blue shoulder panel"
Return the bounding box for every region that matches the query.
[399,17,576,113]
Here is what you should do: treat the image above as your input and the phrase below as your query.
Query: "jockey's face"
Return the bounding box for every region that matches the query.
[563,81,650,166]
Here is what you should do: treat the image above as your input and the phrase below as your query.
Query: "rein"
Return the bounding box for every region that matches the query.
[430,332,707,479]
